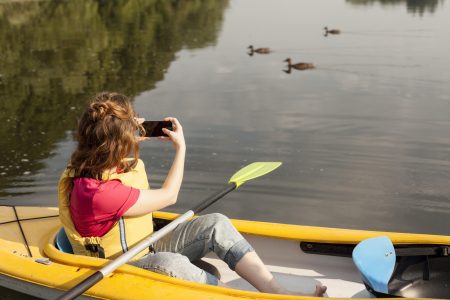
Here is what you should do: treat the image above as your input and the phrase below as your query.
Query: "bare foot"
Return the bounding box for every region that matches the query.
[314,285,327,297]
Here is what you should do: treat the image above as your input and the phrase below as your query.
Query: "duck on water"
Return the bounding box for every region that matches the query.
[324,26,341,36]
[284,58,315,73]
[248,45,271,56]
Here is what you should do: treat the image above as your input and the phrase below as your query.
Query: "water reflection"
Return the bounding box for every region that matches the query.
[0,0,228,197]
[346,0,444,15]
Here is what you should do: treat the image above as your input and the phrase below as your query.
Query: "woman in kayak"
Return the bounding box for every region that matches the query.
[59,92,326,297]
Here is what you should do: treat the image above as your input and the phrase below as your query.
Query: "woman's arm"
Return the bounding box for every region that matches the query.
[124,118,185,217]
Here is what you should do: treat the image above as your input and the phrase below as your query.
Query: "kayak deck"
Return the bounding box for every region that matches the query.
[2,205,450,299]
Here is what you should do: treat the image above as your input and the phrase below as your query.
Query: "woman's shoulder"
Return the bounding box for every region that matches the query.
[73,177,104,191]
[72,178,132,203]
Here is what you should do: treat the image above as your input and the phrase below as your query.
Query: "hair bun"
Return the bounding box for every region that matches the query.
[89,102,111,121]
[88,92,134,122]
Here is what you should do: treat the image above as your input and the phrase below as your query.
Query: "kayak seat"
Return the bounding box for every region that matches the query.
[352,236,395,295]
[55,227,74,254]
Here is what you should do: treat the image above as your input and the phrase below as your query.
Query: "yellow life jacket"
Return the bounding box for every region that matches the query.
[58,159,153,260]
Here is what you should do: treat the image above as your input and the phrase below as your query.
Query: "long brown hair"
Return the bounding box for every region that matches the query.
[68,92,141,179]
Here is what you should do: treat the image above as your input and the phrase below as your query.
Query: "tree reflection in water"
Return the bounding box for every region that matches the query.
[0,0,228,197]
[346,0,443,16]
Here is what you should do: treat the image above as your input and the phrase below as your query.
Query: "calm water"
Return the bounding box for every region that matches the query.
[1,0,450,241]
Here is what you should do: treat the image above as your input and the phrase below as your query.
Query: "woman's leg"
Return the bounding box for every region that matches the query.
[152,213,253,268]
[153,213,326,296]
[129,252,219,285]
[234,251,327,296]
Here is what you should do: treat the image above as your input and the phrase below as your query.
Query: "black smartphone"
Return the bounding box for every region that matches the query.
[141,121,173,137]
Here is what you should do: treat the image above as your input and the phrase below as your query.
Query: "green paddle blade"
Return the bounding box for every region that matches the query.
[229,162,282,188]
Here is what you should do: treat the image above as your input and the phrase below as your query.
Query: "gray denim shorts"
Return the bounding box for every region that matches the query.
[129,213,254,285]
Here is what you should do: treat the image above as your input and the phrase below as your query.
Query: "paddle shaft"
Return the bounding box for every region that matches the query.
[56,183,236,300]
[191,184,236,214]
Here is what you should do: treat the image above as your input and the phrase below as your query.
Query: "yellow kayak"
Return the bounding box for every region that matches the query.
[1,205,449,299]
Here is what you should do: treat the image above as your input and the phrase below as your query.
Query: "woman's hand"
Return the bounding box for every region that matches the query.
[126,117,185,216]
[159,117,185,151]
[126,117,186,216]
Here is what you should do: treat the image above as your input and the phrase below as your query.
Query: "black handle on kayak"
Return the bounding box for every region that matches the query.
[56,271,103,300]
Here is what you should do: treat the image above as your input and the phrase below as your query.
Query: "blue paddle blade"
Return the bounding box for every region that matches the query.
[352,236,396,294]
